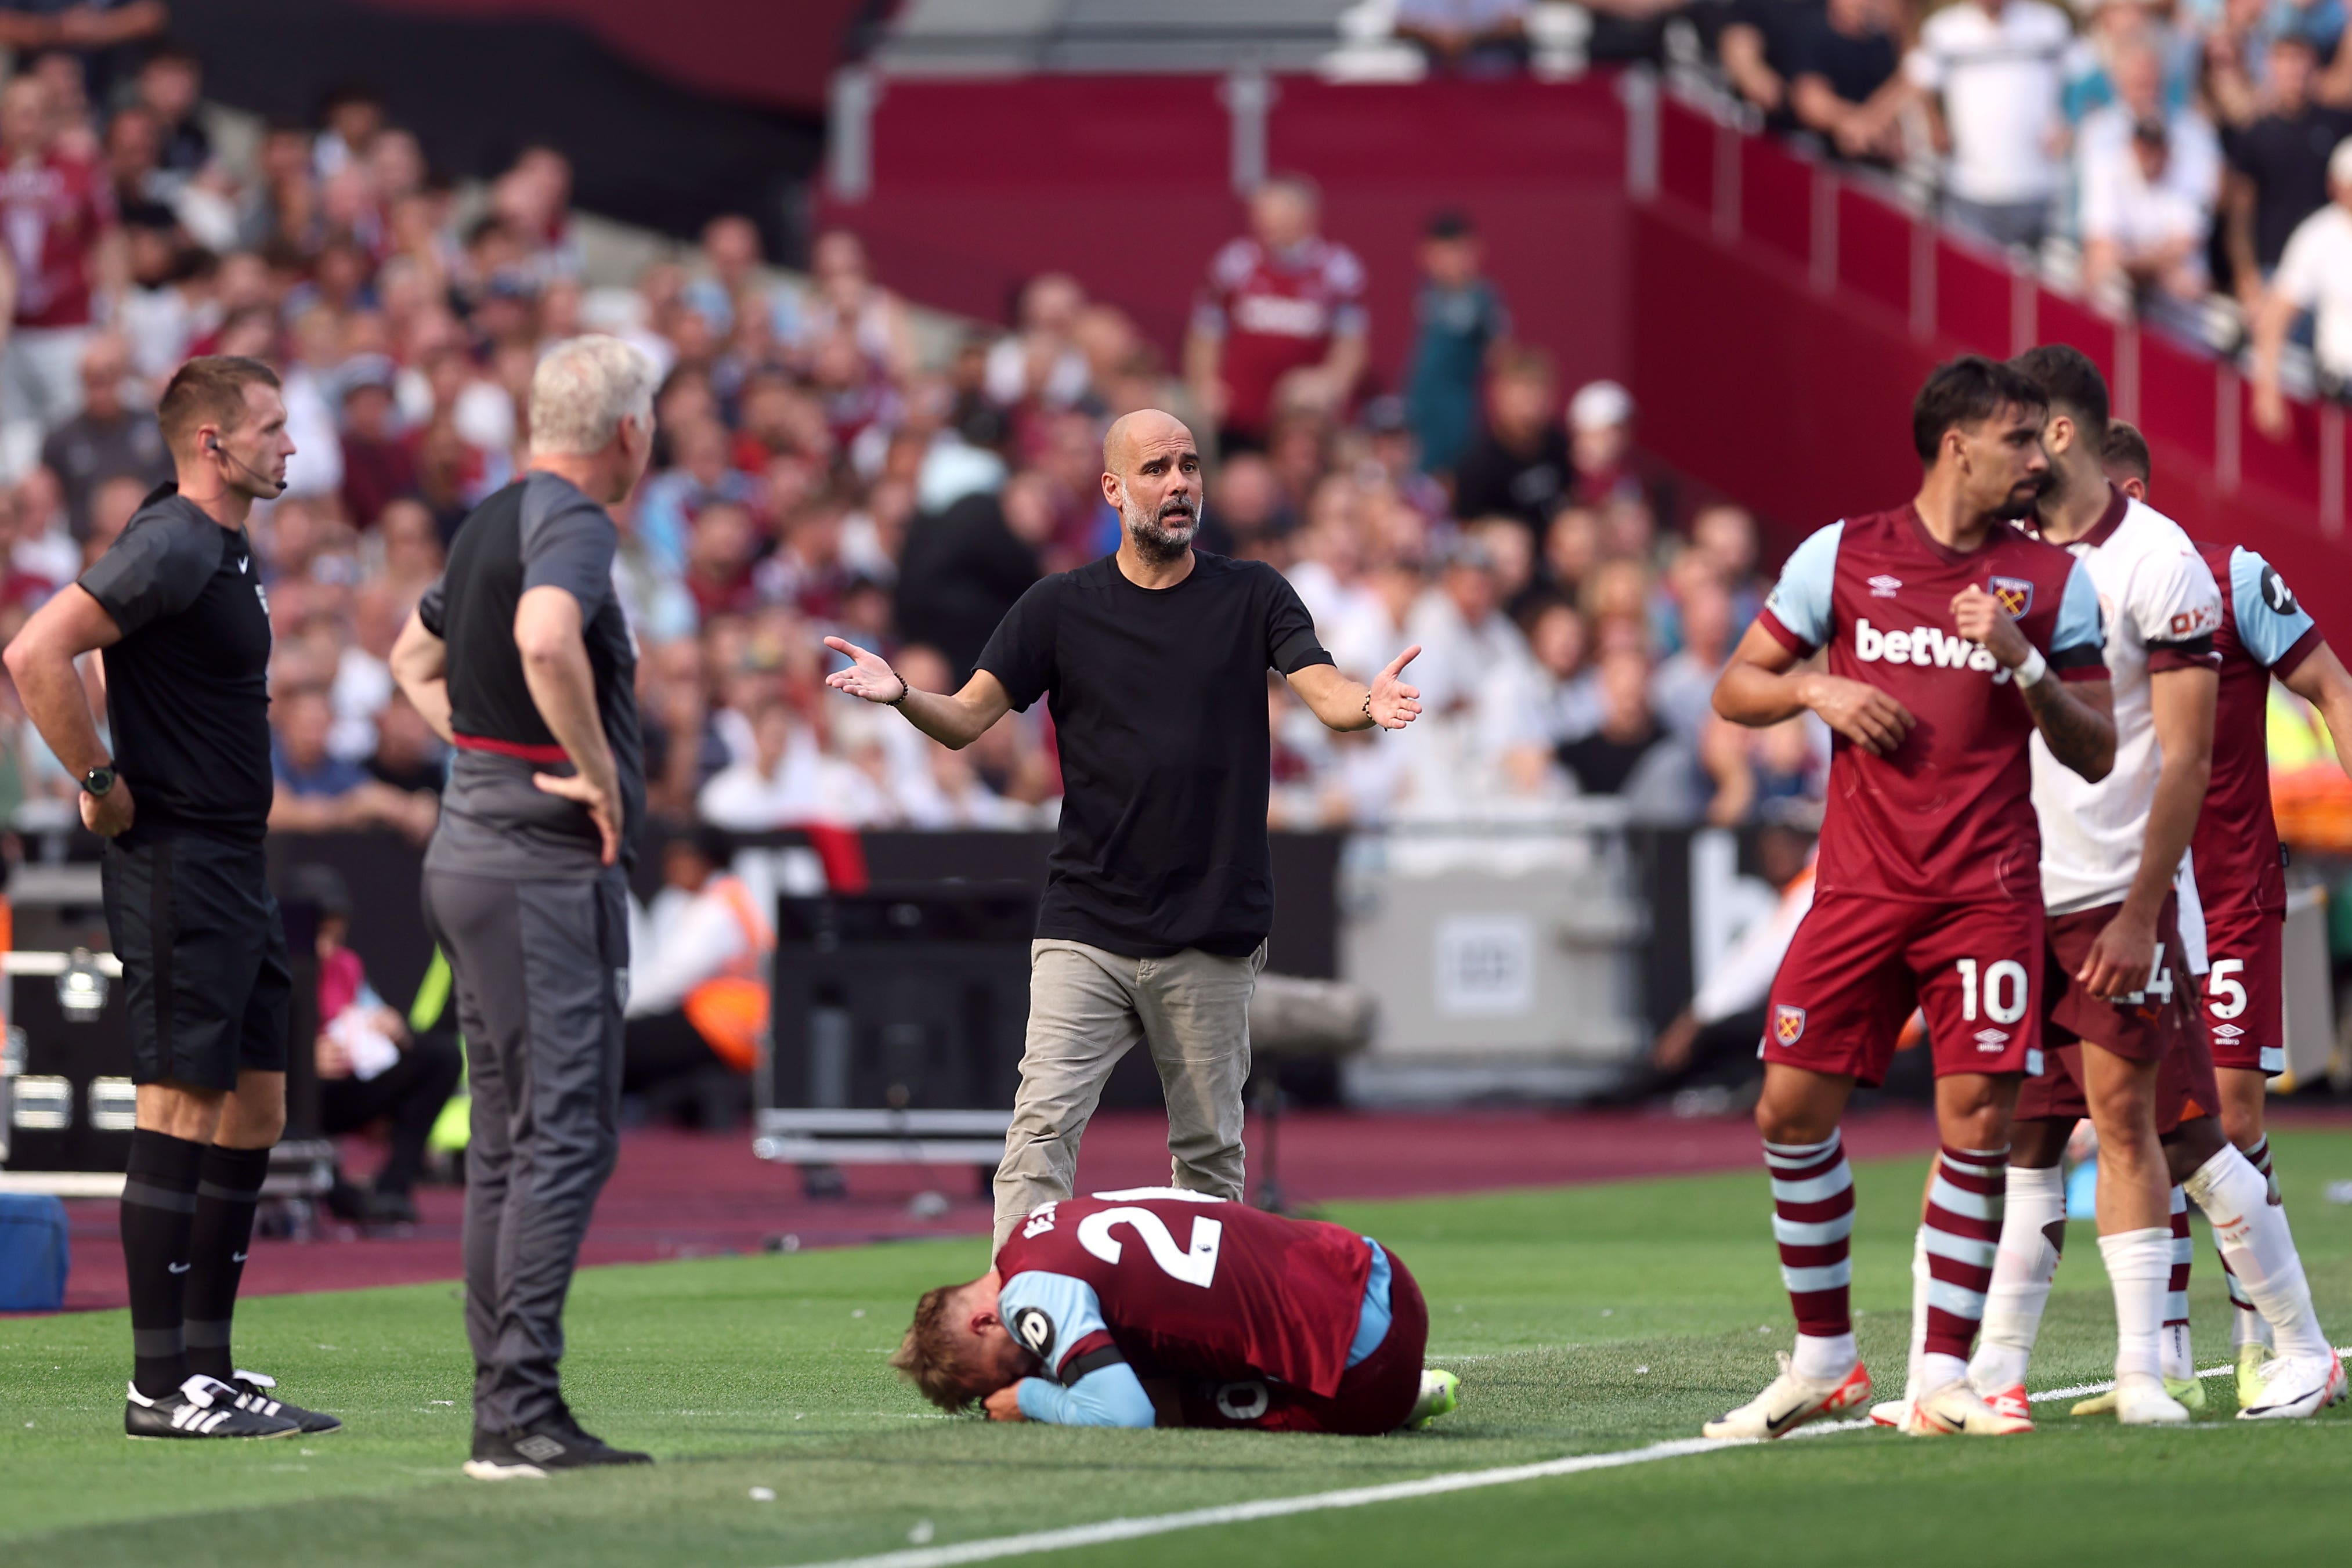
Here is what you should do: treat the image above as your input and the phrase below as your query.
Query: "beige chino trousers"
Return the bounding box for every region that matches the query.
[991,937,1264,1249]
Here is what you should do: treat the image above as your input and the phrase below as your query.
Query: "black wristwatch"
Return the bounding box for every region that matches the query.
[82,765,116,798]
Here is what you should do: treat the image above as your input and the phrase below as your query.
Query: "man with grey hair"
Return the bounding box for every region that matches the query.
[826,409,1424,1248]
[389,334,658,1477]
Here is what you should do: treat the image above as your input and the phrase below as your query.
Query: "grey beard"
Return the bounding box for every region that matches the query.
[1123,498,1200,564]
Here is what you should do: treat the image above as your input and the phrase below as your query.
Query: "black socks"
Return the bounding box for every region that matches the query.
[121,1130,207,1399]
[183,1144,271,1384]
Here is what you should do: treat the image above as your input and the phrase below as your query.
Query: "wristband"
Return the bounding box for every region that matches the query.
[888,671,911,707]
[2012,646,2048,689]
[1362,690,1374,721]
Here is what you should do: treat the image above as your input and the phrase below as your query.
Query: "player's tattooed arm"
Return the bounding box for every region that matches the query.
[2020,675,2115,783]
[1950,584,2114,782]
[1714,620,1915,756]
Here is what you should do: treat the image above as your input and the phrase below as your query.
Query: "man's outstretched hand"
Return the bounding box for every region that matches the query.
[1368,645,1424,731]
[823,636,904,704]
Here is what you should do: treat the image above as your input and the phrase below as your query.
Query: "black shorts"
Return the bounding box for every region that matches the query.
[102,830,290,1091]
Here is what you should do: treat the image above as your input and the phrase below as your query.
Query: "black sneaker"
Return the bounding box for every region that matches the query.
[228,1370,343,1434]
[126,1375,301,1440]
[463,1412,653,1479]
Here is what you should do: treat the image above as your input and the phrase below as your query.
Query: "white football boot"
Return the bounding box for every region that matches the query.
[2237,1350,2347,1420]
[1702,1354,1872,1440]
[2112,1373,2192,1426]
[1900,1379,2033,1436]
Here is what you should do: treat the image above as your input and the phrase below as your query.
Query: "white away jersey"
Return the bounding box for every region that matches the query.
[2029,487,2222,913]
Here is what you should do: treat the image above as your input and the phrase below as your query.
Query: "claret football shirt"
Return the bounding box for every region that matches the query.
[2188,540,2321,918]
[1757,505,2105,904]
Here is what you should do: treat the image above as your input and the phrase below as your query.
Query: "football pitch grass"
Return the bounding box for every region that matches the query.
[6,1128,2351,1568]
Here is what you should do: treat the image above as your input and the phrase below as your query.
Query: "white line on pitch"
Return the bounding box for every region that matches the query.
[2029,1343,2352,1404]
[776,1426,1866,1568]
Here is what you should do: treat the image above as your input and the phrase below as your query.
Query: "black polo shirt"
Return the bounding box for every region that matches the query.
[976,551,1332,958]
[78,485,273,844]
[2226,105,2352,271]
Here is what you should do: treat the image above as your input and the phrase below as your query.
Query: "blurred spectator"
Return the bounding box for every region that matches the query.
[2080,118,2214,317]
[623,827,774,1122]
[335,353,416,528]
[1394,0,1532,74]
[1526,597,1601,742]
[136,44,209,174]
[1905,0,2073,250]
[800,229,915,379]
[287,863,463,1226]
[893,479,1046,683]
[1556,645,1700,818]
[1406,535,1551,801]
[1451,344,1566,532]
[2221,34,2352,305]
[2252,136,2352,435]
[1651,576,1736,742]
[270,687,436,841]
[698,699,883,830]
[38,331,166,537]
[1565,379,1661,513]
[0,71,118,472]
[1403,210,1508,476]
[1186,174,1368,453]
[2077,33,2222,216]
[1789,0,1909,167]
[1722,0,1831,131]
[985,272,1092,413]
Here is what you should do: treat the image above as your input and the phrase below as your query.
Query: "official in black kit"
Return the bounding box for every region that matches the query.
[5,356,335,1439]
[824,409,1426,1251]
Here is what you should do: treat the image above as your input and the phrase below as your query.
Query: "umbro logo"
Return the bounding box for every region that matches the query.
[2213,1023,2245,1039]
[1973,1028,2010,1051]
[514,1434,567,1461]
[1867,574,1903,598]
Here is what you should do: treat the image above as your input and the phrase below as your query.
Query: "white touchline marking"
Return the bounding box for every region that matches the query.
[2029,1344,2352,1404]
[777,1423,1876,1568]
[780,1345,2350,1568]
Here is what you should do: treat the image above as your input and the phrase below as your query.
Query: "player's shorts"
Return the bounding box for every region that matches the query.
[2040,895,2190,1064]
[2198,902,2285,1075]
[1176,1245,1429,1436]
[2017,898,2215,1131]
[102,830,291,1092]
[1760,893,2042,1087]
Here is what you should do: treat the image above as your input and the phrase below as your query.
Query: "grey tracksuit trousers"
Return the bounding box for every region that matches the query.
[422,866,628,1433]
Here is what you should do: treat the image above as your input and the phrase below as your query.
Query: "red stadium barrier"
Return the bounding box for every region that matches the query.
[816,68,2349,635]
[1631,92,2351,641]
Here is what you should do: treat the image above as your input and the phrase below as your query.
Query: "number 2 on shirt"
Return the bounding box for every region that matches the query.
[1078,1207,1223,1288]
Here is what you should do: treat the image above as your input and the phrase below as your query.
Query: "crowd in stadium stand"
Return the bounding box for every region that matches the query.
[6,6,2348,846]
[0,42,1837,842]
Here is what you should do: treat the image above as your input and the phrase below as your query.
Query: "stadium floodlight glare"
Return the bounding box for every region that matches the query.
[56,948,107,1021]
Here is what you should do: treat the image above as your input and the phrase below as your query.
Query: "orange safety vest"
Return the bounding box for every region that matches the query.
[681,875,774,1074]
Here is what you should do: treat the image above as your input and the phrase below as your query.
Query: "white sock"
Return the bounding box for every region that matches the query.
[1903,1225,1931,1397]
[1919,1350,1970,1392]
[1792,1331,1857,1381]
[1967,1165,2064,1394]
[2162,1186,2194,1381]
[2184,1145,2333,1361]
[2098,1227,2172,1384]
[2160,1323,2194,1381]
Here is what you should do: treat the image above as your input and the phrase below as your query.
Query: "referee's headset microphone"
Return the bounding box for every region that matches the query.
[207,433,288,497]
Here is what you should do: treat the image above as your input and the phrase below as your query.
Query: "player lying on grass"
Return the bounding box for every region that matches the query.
[891,1191,1459,1433]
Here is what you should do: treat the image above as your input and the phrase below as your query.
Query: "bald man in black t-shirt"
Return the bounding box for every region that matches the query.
[825,409,1427,1249]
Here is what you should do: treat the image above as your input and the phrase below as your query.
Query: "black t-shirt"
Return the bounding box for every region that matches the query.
[1452,426,1570,531]
[976,551,1332,958]
[1732,0,1830,128]
[1791,14,1896,107]
[1557,722,1670,797]
[2225,106,2352,270]
[78,486,273,844]
[418,471,644,877]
